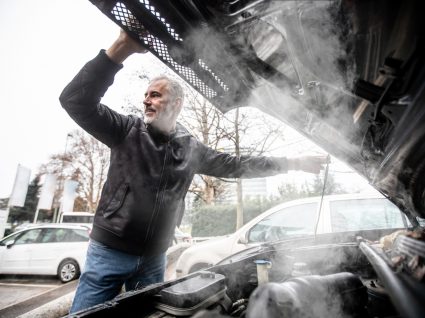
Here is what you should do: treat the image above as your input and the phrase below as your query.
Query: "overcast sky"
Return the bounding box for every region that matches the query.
[0,0,376,199]
[0,0,156,198]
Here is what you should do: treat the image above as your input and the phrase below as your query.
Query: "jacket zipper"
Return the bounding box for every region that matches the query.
[144,141,170,242]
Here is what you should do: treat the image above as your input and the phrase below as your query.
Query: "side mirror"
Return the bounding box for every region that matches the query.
[238,234,249,244]
[5,240,15,249]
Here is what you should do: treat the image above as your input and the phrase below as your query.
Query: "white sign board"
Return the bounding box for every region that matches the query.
[8,164,31,207]
[37,174,57,210]
[61,180,78,213]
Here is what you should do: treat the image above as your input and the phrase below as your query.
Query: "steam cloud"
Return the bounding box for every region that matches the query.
[170,0,362,164]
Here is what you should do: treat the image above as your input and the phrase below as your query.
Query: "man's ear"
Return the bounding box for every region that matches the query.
[174,98,183,113]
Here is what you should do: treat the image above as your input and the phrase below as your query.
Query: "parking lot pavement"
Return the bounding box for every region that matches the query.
[0,248,186,318]
[0,276,60,309]
[0,275,76,318]
[0,282,55,309]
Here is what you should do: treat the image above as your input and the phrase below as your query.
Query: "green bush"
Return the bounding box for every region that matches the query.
[191,198,281,237]
[191,204,236,237]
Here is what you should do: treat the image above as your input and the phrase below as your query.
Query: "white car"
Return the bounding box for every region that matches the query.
[176,193,410,277]
[0,224,90,282]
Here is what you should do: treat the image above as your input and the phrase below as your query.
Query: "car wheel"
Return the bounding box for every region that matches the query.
[189,263,210,274]
[58,259,80,283]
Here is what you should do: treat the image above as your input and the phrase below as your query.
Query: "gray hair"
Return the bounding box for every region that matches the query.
[150,75,184,104]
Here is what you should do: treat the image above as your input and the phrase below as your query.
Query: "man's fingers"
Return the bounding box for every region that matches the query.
[119,27,149,54]
[288,155,330,173]
[312,156,329,168]
[300,155,330,174]
[314,155,329,164]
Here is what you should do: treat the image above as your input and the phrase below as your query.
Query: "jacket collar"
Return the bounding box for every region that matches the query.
[146,122,191,142]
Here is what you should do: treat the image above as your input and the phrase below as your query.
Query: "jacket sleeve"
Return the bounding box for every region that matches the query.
[196,143,289,178]
[59,50,135,147]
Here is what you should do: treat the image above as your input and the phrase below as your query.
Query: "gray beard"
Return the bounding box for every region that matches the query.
[143,116,154,125]
[144,116,175,134]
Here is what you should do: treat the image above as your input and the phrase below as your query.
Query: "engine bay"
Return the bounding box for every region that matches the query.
[71,230,425,318]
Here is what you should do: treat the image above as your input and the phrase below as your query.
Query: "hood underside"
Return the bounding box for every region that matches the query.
[90,0,425,219]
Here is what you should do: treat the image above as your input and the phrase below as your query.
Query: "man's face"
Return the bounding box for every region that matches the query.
[143,79,181,133]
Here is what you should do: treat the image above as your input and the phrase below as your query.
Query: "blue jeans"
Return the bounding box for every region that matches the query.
[69,239,166,314]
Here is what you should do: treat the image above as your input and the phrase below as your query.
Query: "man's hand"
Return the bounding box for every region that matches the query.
[287,155,329,174]
[106,28,149,64]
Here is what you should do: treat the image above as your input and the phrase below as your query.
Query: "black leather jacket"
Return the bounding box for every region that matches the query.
[59,50,290,256]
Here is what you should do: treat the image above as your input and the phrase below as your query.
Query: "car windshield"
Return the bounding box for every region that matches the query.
[0,231,22,246]
[248,203,318,242]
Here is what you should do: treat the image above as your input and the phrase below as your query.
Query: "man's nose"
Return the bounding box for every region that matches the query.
[143,96,150,106]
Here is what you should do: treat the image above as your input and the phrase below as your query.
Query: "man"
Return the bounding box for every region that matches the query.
[60,30,326,313]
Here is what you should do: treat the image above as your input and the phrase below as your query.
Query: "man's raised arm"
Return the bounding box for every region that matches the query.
[59,30,147,147]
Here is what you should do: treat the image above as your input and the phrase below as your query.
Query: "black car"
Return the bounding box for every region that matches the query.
[69,1,425,317]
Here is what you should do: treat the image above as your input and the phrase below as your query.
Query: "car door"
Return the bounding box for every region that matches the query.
[0,228,43,274]
[29,227,89,274]
[29,228,66,274]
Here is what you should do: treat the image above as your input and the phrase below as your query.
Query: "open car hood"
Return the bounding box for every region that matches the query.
[90,0,425,220]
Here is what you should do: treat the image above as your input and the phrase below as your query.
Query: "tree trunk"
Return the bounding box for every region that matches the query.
[204,177,215,205]
[236,179,243,229]
[235,108,244,229]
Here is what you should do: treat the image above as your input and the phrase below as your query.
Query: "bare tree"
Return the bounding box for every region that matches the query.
[66,131,110,212]
[39,130,110,213]
[221,107,286,229]
[179,88,232,204]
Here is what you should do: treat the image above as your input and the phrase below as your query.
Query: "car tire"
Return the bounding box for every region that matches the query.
[58,259,80,283]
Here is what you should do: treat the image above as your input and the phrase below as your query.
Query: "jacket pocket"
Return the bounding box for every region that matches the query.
[103,182,129,218]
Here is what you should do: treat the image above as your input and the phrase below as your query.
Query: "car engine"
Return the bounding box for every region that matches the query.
[70,230,425,318]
